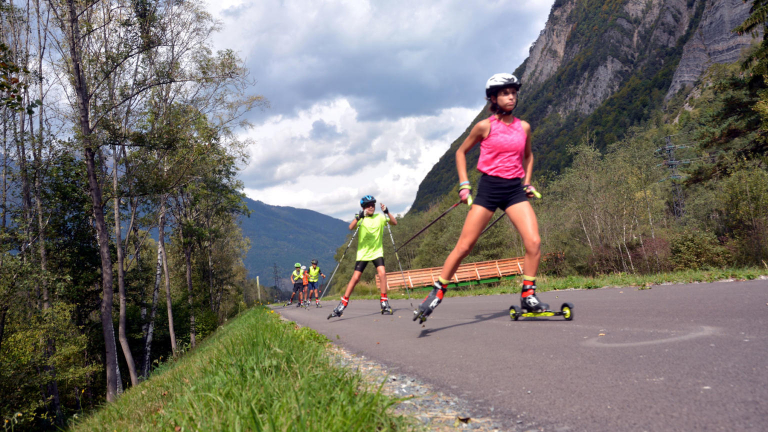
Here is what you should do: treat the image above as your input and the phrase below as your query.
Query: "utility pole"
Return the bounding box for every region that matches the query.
[658,136,686,219]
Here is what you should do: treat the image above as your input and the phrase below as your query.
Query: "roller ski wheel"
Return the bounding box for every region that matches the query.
[380,301,394,315]
[327,303,345,320]
[413,309,427,324]
[316,303,322,308]
[561,302,574,321]
[509,302,574,321]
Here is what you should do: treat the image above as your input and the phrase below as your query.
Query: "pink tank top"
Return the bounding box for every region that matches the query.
[476,116,527,179]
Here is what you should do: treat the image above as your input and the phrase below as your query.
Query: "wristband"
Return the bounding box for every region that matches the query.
[459,181,470,186]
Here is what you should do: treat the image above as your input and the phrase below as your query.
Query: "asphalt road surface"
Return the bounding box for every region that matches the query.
[275,280,768,431]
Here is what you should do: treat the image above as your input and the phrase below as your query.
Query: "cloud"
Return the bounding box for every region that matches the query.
[240,97,479,218]
[207,0,555,120]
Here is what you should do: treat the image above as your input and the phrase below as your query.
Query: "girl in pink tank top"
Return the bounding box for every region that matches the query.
[414,73,548,324]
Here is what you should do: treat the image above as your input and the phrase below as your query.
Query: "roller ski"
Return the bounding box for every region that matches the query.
[327,302,345,320]
[509,286,573,321]
[413,283,446,324]
[380,300,393,315]
[315,302,322,308]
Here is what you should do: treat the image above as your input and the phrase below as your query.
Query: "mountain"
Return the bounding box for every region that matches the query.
[409,0,757,213]
[239,197,349,288]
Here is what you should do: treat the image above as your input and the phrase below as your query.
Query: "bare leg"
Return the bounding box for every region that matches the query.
[376,265,388,297]
[504,201,541,276]
[438,205,495,281]
[343,270,363,298]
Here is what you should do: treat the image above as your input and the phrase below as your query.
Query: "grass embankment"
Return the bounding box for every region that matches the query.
[343,267,767,300]
[72,308,412,431]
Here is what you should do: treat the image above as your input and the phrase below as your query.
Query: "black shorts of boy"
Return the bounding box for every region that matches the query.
[292,282,303,293]
[354,257,385,272]
[472,174,528,211]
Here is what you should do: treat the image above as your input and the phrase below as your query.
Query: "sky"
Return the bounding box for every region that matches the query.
[203,0,555,220]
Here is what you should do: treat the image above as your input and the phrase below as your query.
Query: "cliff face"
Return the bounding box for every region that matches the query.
[521,0,704,117]
[665,0,758,99]
[522,0,578,89]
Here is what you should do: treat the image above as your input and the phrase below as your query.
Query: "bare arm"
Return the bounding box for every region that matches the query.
[456,120,491,183]
[521,120,533,185]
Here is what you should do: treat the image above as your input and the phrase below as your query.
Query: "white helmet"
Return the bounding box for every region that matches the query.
[301,265,306,270]
[485,73,521,98]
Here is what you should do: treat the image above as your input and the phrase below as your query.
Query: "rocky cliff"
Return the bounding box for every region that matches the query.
[666,0,758,99]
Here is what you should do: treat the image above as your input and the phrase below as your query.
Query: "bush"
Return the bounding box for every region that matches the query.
[670,231,730,270]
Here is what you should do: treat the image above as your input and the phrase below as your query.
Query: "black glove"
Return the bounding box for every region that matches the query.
[382,204,389,214]
[355,210,365,221]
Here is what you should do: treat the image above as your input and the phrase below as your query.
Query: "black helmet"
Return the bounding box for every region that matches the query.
[311,259,318,265]
[360,195,376,207]
[485,73,521,99]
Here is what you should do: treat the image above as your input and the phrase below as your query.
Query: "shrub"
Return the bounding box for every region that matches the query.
[670,231,730,270]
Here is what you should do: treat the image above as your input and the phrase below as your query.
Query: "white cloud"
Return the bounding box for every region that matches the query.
[242,97,479,218]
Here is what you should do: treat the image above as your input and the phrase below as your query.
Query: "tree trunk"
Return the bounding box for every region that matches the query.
[63,0,118,400]
[113,146,138,387]
[0,305,7,352]
[208,247,215,313]
[142,245,162,377]
[158,200,177,354]
[184,244,196,348]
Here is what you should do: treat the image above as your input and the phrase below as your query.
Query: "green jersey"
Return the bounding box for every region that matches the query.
[356,213,389,261]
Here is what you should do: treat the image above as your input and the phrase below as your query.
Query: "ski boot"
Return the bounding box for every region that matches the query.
[380,300,393,315]
[327,302,346,319]
[520,286,549,313]
[285,300,293,307]
[316,301,322,308]
[296,300,302,308]
[413,282,446,324]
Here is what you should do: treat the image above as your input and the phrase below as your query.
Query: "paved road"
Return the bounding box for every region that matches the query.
[275,280,768,431]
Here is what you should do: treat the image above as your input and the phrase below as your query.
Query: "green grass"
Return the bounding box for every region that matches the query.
[71,308,413,431]
[345,267,767,300]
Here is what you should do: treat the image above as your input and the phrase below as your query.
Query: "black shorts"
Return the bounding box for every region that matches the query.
[292,282,303,293]
[354,257,385,272]
[473,174,528,212]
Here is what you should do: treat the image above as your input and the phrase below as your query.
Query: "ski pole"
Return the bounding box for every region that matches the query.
[480,213,506,236]
[319,226,360,301]
[395,193,473,253]
[479,189,542,237]
[386,222,415,309]
[395,201,461,253]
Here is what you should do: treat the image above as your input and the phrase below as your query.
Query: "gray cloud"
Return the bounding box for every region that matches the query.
[211,0,552,121]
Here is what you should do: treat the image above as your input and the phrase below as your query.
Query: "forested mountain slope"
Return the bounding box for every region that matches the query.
[410,0,757,213]
[240,198,349,286]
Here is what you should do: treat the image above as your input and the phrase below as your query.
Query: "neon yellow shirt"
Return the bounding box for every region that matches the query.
[356,213,389,261]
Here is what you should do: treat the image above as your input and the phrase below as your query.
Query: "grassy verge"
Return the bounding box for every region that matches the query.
[341,267,767,300]
[71,308,413,431]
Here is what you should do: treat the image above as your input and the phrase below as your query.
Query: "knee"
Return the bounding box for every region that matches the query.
[454,242,473,259]
[525,236,541,255]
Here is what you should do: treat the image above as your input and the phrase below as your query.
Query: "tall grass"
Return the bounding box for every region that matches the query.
[71,308,412,431]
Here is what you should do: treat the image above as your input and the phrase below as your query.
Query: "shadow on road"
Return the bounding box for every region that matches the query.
[417,310,510,338]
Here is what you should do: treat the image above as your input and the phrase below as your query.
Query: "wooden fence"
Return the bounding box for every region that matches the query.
[376,256,526,290]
